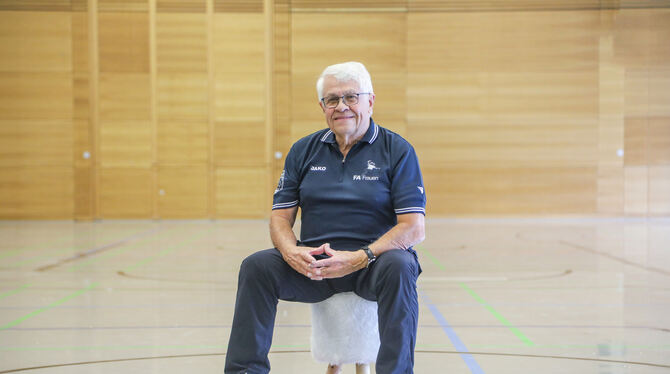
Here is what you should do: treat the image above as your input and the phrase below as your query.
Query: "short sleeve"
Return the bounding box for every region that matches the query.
[272,145,301,210]
[391,143,426,215]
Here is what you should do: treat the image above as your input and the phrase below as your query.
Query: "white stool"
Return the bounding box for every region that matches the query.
[311,292,380,373]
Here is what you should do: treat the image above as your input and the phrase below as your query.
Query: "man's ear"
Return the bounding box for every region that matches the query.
[319,100,326,113]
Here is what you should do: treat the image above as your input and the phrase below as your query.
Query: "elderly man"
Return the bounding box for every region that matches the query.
[225,62,426,374]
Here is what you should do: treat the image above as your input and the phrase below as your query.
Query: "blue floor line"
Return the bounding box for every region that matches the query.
[420,290,485,374]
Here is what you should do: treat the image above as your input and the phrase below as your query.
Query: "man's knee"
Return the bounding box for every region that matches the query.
[375,249,419,280]
[239,249,282,281]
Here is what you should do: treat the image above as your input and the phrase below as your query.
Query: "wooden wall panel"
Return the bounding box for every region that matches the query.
[0,167,74,219]
[99,120,152,167]
[212,13,268,217]
[215,167,267,218]
[0,11,74,219]
[157,165,208,217]
[156,73,208,120]
[0,12,72,72]
[408,11,601,215]
[157,121,209,164]
[1,4,669,219]
[291,13,407,142]
[72,10,94,219]
[155,10,208,218]
[272,3,292,187]
[98,9,152,218]
[618,9,670,216]
[597,29,625,214]
[99,12,149,73]
[649,166,670,214]
[99,168,152,217]
[157,0,205,13]
[98,73,151,120]
[424,166,597,215]
[156,13,207,72]
[0,120,73,167]
[0,72,73,120]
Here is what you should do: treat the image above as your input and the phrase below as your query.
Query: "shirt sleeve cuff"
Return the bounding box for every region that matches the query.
[394,207,426,215]
[272,200,299,210]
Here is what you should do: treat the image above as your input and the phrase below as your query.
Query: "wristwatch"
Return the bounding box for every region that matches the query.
[361,246,376,267]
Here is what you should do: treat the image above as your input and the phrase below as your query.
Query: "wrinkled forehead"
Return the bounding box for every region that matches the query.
[321,76,361,96]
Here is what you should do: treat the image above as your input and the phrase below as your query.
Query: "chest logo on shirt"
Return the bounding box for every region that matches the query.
[310,165,327,171]
[353,160,381,181]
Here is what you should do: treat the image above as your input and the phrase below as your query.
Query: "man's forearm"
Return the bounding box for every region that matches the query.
[269,214,298,254]
[368,214,425,256]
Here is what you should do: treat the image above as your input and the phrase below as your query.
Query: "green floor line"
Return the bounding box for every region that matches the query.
[0,282,98,331]
[0,283,31,302]
[415,244,447,272]
[120,228,213,273]
[415,245,534,347]
[459,283,534,347]
[71,227,197,272]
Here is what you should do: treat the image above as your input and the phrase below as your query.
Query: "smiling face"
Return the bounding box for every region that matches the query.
[319,75,375,142]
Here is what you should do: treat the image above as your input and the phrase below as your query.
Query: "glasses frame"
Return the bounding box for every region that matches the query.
[320,92,371,109]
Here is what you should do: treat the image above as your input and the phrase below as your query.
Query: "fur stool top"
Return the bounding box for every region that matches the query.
[310,292,380,366]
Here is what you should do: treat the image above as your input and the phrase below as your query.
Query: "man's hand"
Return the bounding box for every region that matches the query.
[307,244,368,281]
[279,244,327,279]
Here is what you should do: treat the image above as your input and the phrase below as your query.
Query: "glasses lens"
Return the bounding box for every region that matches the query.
[343,94,359,106]
[324,96,340,108]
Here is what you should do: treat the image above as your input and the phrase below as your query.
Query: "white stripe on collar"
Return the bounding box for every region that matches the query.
[369,123,379,144]
[320,130,333,142]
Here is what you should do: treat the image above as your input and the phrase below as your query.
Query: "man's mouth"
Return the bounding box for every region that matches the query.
[333,115,355,120]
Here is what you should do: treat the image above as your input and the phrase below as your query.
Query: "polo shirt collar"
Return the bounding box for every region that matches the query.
[320,119,379,145]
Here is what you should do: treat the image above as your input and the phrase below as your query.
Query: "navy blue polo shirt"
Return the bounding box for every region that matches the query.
[272,119,426,251]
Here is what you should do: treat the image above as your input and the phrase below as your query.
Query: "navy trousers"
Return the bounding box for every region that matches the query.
[224,247,421,374]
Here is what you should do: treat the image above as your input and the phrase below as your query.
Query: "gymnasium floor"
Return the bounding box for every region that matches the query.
[0,218,669,373]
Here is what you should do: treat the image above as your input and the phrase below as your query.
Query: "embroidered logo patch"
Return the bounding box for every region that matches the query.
[274,170,285,194]
[353,160,381,181]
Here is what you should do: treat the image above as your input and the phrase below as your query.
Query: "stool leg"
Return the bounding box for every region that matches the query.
[355,363,370,374]
[326,364,342,374]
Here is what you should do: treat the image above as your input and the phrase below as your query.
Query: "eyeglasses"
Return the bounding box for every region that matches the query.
[321,93,371,109]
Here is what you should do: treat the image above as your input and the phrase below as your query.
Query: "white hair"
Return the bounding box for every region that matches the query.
[316,61,374,100]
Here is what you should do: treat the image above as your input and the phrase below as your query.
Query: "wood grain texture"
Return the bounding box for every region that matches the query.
[215,167,268,218]
[99,167,152,217]
[1,6,669,218]
[157,165,208,217]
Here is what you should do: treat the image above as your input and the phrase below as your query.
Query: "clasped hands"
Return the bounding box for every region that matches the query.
[282,243,368,281]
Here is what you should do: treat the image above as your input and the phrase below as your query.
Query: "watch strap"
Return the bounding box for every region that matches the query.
[361,246,376,266]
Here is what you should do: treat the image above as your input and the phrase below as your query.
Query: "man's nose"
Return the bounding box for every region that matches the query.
[335,99,350,111]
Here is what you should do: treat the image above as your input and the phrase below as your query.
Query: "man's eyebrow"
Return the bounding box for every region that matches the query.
[325,91,357,97]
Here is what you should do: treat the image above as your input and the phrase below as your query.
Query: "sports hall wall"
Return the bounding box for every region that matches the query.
[0,0,668,219]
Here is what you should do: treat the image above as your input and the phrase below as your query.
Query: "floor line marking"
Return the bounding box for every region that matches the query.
[12,230,153,268]
[69,229,185,271]
[35,228,162,272]
[0,231,75,261]
[2,350,669,374]
[459,283,535,347]
[416,244,534,347]
[119,228,213,274]
[0,283,31,302]
[0,282,98,331]
[559,240,670,277]
[419,290,485,374]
